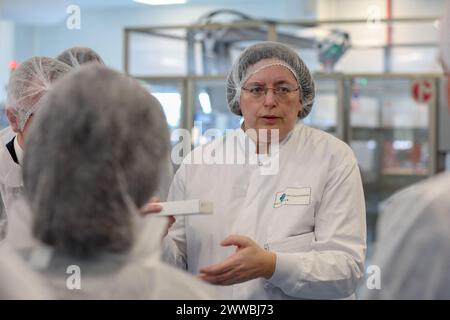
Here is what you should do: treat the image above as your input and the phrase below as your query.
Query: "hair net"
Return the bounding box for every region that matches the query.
[360,173,450,299]
[226,41,315,119]
[56,47,104,67]
[23,64,170,258]
[6,57,72,130]
[440,1,450,71]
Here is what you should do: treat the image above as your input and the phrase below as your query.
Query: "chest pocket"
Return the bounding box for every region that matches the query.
[264,232,314,253]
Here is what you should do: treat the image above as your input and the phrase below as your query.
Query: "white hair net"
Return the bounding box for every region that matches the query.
[360,173,450,299]
[23,65,170,258]
[6,57,72,130]
[440,1,450,71]
[226,41,315,119]
[56,47,104,67]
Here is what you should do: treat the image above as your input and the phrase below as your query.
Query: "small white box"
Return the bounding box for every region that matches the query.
[153,200,213,216]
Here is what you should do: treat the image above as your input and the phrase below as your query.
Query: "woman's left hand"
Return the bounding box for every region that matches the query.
[199,235,276,286]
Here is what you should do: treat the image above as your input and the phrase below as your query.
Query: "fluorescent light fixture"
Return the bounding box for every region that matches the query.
[434,19,440,30]
[152,93,181,127]
[367,140,376,150]
[134,0,187,5]
[198,92,212,114]
[393,140,413,150]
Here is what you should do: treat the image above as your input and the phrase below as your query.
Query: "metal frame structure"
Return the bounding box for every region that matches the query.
[123,15,444,244]
[123,16,440,75]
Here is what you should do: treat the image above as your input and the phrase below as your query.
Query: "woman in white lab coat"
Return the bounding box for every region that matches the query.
[18,65,218,299]
[160,42,367,299]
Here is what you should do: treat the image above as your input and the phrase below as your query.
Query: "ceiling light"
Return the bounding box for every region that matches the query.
[133,0,187,5]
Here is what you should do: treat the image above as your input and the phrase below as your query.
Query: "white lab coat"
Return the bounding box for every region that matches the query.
[0,126,22,240]
[13,204,220,300]
[360,172,450,300]
[0,243,52,299]
[156,154,174,202]
[163,123,366,299]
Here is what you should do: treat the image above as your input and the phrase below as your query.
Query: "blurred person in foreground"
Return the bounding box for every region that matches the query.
[56,46,174,203]
[16,64,218,299]
[360,2,450,300]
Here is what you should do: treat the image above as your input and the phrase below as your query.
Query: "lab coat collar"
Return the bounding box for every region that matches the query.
[236,123,299,157]
[14,196,165,268]
[0,142,23,188]
[14,136,24,165]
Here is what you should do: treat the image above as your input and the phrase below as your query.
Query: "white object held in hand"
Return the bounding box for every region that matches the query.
[152,200,213,216]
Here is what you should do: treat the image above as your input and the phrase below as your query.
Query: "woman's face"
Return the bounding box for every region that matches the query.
[239,59,302,142]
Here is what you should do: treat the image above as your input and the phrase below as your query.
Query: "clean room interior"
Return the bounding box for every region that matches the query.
[1,0,450,301]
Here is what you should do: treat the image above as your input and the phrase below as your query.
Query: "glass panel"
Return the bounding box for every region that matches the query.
[192,79,241,147]
[192,26,270,76]
[335,48,384,73]
[316,21,440,73]
[139,80,183,145]
[303,78,338,135]
[391,47,442,73]
[391,22,438,45]
[348,77,433,245]
[0,103,8,129]
[129,29,188,76]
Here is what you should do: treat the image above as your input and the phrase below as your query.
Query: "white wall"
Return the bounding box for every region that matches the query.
[0,20,14,103]
[16,0,316,72]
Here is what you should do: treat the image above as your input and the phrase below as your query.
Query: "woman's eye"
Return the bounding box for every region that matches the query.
[277,87,290,93]
[250,87,264,94]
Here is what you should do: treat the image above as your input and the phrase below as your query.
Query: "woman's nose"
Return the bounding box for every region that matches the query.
[263,89,277,107]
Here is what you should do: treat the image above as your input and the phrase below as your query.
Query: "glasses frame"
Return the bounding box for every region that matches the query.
[241,85,300,101]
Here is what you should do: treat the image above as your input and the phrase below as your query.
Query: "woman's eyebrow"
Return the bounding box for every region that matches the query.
[273,80,293,85]
[245,80,295,86]
[244,81,265,86]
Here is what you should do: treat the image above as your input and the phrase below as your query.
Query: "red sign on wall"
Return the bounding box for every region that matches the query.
[411,79,433,104]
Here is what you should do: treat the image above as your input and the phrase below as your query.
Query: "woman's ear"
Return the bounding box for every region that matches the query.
[6,108,20,133]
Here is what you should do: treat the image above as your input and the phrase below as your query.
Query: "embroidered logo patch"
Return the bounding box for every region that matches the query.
[274,187,311,208]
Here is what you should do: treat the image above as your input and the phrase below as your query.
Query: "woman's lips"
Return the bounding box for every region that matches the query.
[261,116,280,125]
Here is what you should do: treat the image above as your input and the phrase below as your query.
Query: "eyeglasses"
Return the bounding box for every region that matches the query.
[241,85,300,101]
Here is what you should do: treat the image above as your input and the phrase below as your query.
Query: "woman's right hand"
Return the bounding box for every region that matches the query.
[140,196,176,238]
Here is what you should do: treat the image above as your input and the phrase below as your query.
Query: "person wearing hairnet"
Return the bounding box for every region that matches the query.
[0,57,72,240]
[360,3,450,300]
[155,42,366,299]
[56,46,104,67]
[56,46,174,203]
[17,64,218,299]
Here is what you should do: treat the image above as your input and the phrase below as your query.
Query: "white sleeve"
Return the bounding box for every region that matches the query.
[161,165,188,270]
[267,155,367,299]
[0,202,6,241]
[154,155,174,202]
